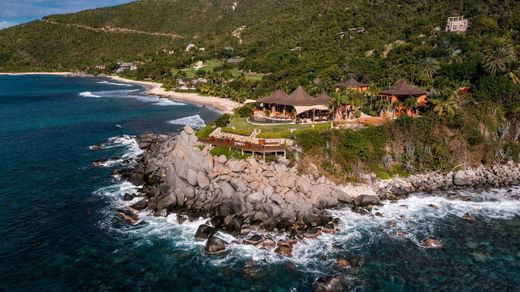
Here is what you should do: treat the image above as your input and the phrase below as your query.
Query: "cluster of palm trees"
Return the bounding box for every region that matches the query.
[482,42,519,83]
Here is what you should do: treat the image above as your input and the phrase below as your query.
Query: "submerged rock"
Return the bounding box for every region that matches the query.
[462,213,477,223]
[244,234,263,245]
[122,193,135,201]
[313,275,349,292]
[274,245,292,256]
[421,238,443,249]
[116,209,139,225]
[336,258,351,268]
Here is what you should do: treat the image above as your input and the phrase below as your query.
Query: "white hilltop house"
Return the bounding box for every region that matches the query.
[446,16,468,32]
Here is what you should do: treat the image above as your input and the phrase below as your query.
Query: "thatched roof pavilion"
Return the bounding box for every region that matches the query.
[335,78,369,91]
[255,86,331,121]
[379,82,428,97]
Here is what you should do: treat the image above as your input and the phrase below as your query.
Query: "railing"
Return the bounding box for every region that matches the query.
[203,136,287,153]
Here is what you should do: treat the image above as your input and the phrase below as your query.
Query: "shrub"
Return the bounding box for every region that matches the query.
[209,145,250,160]
[213,114,231,127]
[234,104,253,118]
[196,125,214,140]
[474,76,516,103]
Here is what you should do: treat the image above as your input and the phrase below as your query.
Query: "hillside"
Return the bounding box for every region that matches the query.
[1,0,519,75]
[1,0,519,179]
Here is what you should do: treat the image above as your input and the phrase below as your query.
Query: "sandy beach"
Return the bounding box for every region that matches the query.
[107,76,240,114]
[0,72,240,114]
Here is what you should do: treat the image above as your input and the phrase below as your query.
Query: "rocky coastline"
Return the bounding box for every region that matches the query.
[116,126,520,255]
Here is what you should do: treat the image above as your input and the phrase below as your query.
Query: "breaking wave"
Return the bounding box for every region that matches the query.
[89,135,143,168]
[167,114,206,128]
[79,91,101,98]
[79,89,184,106]
[97,81,133,87]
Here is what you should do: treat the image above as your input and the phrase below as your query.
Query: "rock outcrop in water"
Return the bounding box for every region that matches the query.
[120,126,520,251]
[127,126,355,240]
[378,162,520,199]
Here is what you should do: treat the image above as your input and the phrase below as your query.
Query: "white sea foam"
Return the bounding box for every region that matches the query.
[79,91,101,98]
[79,88,184,106]
[134,95,185,106]
[94,133,520,271]
[106,135,143,161]
[90,135,143,169]
[97,81,133,87]
[167,114,206,128]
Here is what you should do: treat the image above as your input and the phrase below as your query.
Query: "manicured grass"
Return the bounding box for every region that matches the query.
[222,117,332,139]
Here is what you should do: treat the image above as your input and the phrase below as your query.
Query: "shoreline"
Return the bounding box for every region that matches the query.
[0,72,240,114]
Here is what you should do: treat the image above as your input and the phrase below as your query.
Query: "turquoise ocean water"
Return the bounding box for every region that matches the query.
[0,75,519,291]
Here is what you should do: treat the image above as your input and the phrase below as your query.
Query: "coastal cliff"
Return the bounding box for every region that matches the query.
[118,126,520,254]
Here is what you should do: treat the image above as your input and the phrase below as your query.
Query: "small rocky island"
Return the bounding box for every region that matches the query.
[117,126,520,255]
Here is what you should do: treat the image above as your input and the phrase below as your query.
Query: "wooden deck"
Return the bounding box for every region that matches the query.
[203,136,287,158]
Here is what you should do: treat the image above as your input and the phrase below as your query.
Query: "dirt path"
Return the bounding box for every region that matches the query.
[42,19,183,39]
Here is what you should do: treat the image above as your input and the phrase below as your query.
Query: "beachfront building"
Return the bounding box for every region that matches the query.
[446,16,469,33]
[116,62,137,73]
[335,78,369,92]
[253,86,331,123]
[378,82,428,117]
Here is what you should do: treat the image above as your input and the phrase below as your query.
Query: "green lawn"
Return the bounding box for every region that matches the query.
[222,117,332,138]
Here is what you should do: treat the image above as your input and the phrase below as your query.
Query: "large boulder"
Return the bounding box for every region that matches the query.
[187,169,198,186]
[453,170,471,186]
[130,199,148,211]
[246,192,265,204]
[230,161,245,173]
[353,194,380,207]
[194,224,215,240]
[230,178,248,192]
[156,192,177,210]
[278,173,297,188]
[263,186,274,197]
[197,172,210,190]
[296,176,312,195]
[204,235,227,254]
[220,181,235,199]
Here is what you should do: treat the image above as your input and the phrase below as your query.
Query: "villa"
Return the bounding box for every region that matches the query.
[378,82,428,117]
[253,86,331,123]
[116,62,137,73]
[446,16,469,33]
[335,78,369,92]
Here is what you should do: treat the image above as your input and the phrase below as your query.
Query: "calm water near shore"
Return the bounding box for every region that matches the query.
[1,75,519,291]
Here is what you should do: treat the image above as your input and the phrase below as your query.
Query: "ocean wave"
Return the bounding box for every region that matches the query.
[78,89,184,106]
[79,91,101,98]
[95,153,520,270]
[167,114,206,128]
[97,81,133,87]
[134,95,185,106]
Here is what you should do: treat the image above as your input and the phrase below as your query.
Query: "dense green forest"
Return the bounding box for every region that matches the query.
[0,0,519,178]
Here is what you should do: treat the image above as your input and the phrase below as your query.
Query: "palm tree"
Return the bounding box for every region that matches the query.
[418,57,440,82]
[432,93,459,118]
[328,92,347,120]
[483,43,516,76]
